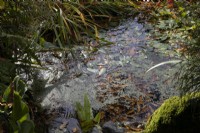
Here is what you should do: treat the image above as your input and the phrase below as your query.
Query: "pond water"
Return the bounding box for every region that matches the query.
[37,17,180,128]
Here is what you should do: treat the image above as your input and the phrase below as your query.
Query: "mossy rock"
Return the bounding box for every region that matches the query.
[144,92,200,133]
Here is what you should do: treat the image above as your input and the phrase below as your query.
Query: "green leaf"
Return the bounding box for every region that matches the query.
[19,113,30,123]
[80,120,94,133]
[13,76,26,97]
[84,94,93,120]
[39,37,46,46]
[20,120,34,133]
[93,112,101,124]
[76,94,101,133]
[9,119,19,133]
[11,92,29,121]
[178,7,184,12]
[3,76,26,102]
[0,0,5,10]
[76,102,85,121]
[2,84,12,102]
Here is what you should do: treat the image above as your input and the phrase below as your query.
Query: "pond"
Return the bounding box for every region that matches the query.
[36,17,180,132]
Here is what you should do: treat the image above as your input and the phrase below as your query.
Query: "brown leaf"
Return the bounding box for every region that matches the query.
[127,110,135,115]
[59,121,68,130]
[72,128,78,133]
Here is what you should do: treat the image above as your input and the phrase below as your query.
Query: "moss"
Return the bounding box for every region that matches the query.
[144,92,200,133]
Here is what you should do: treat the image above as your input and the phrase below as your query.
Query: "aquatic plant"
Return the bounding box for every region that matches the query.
[76,94,101,133]
[40,0,133,48]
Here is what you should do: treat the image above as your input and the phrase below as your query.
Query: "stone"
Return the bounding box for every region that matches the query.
[66,118,82,133]
[102,121,124,133]
[91,125,103,133]
[144,92,200,133]
[49,118,82,133]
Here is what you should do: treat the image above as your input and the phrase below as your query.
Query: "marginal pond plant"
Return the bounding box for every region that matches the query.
[0,0,137,90]
[76,94,101,133]
[0,76,34,133]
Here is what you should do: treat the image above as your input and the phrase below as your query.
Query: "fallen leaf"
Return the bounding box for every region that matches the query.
[99,67,106,76]
[59,121,68,130]
[72,128,78,133]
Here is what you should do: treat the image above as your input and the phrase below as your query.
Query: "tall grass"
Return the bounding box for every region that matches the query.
[40,0,133,49]
[0,0,137,91]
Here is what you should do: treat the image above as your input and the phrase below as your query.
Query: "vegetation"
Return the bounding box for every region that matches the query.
[141,0,200,94]
[144,92,200,133]
[0,0,134,90]
[0,1,43,91]
[176,1,200,94]
[0,0,135,132]
[0,0,200,132]
[141,1,200,132]
[0,76,34,133]
[76,94,101,133]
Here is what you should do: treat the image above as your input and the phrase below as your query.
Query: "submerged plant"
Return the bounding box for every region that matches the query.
[76,94,101,133]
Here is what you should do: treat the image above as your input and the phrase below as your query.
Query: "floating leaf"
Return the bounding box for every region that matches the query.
[87,68,98,73]
[146,60,182,73]
[98,68,106,76]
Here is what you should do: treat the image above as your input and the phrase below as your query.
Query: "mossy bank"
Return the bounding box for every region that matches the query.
[144,92,200,133]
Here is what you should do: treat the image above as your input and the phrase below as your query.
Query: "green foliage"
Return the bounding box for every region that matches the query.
[143,0,200,94]
[0,0,136,91]
[175,1,200,94]
[0,77,34,133]
[0,0,5,10]
[144,92,200,133]
[76,94,101,133]
[178,56,200,95]
[0,1,44,90]
[0,1,137,131]
[40,0,132,48]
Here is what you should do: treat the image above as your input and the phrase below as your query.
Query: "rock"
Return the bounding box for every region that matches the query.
[49,118,82,133]
[102,121,124,133]
[91,125,103,133]
[48,105,82,133]
[66,118,82,133]
[144,92,200,133]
